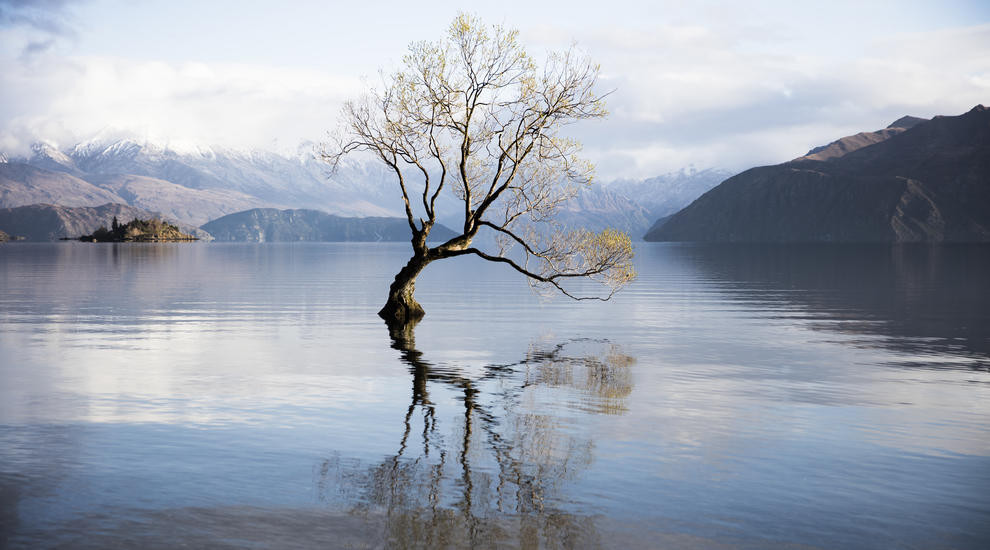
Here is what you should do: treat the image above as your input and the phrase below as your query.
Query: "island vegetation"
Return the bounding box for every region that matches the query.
[79,216,197,242]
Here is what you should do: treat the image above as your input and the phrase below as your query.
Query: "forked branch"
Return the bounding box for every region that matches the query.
[320,13,636,321]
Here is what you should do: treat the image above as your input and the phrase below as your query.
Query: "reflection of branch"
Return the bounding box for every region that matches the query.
[317,323,634,546]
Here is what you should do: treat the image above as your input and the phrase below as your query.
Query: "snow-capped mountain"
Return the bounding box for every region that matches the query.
[1,133,731,236]
[29,141,80,174]
[545,168,731,238]
[604,167,732,221]
[3,136,406,225]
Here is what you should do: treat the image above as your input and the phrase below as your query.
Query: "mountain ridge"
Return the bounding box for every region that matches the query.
[797,115,929,162]
[1,134,728,240]
[645,106,990,243]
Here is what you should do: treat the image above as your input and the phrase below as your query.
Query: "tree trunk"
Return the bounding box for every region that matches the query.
[379,254,431,325]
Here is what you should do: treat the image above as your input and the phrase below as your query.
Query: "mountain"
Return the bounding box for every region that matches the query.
[1,137,404,227]
[65,138,404,217]
[84,173,267,226]
[554,188,652,238]
[606,168,731,220]
[645,106,990,243]
[201,208,459,242]
[556,168,731,239]
[2,134,726,237]
[0,203,210,242]
[28,142,83,174]
[0,160,270,226]
[797,115,927,162]
[0,163,122,206]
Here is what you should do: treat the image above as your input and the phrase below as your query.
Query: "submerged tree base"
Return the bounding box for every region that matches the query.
[379,252,430,325]
[378,299,425,326]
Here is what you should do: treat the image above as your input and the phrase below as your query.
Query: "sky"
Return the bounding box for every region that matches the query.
[1,0,989,179]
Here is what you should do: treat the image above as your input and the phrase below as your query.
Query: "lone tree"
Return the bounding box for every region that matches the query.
[322,14,635,325]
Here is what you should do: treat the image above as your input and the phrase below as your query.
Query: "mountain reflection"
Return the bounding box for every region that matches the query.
[316,324,635,548]
[671,244,990,368]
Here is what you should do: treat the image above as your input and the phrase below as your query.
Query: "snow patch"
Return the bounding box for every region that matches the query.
[30,141,76,166]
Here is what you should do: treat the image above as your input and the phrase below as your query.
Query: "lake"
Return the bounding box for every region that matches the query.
[1,242,988,549]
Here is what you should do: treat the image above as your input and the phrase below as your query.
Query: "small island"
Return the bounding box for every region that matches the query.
[79,217,198,242]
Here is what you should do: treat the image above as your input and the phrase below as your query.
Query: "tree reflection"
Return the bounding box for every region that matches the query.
[674,243,990,365]
[317,323,635,548]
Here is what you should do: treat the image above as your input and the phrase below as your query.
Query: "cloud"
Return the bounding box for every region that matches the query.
[0,0,83,59]
[20,38,55,57]
[0,54,362,156]
[0,0,75,31]
[0,0,366,156]
[557,21,990,177]
[1,2,988,180]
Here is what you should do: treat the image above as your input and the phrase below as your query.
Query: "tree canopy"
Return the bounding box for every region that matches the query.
[322,14,635,324]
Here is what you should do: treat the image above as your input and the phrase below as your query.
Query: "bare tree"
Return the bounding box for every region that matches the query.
[322,14,636,325]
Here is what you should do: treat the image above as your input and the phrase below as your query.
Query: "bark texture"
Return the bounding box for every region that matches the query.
[379,263,427,324]
[379,237,432,325]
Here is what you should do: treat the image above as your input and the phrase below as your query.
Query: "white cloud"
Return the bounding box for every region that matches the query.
[1,1,988,179]
[0,51,361,155]
[558,22,990,177]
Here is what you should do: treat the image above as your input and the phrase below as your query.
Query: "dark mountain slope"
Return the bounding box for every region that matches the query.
[798,115,927,162]
[201,208,459,242]
[0,203,210,242]
[646,106,990,242]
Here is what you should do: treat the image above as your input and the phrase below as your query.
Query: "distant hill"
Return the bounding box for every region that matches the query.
[1,137,405,226]
[201,208,460,242]
[645,106,990,242]
[0,203,210,242]
[555,168,731,239]
[1,134,727,238]
[83,173,266,226]
[0,163,122,206]
[797,116,927,162]
[607,168,732,221]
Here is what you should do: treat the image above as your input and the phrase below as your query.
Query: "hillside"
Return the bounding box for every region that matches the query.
[797,115,927,162]
[201,208,459,242]
[84,173,268,226]
[2,135,726,238]
[645,106,990,242]
[0,203,210,242]
[0,163,122,207]
[554,168,731,238]
[2,138,404,226]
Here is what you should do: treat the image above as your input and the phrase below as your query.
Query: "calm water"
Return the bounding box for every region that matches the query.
[1,242,988,549]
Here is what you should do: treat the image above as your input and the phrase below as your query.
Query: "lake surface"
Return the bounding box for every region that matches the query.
[1,242,988,549]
